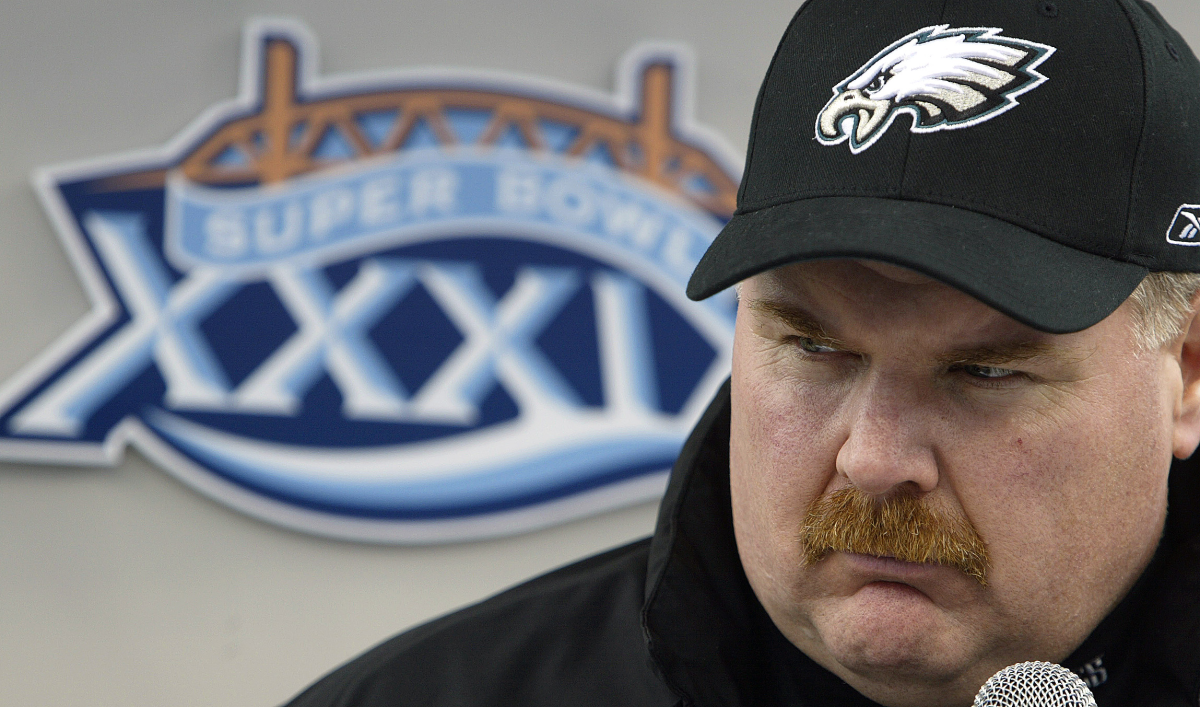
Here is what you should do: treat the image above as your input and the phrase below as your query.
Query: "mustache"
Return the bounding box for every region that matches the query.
[800,487,991,586]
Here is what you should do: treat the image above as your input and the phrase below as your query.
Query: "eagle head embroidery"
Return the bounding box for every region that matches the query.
[816,25,1056,154]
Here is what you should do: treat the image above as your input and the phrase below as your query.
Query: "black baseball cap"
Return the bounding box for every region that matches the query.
[687,0,1200,333]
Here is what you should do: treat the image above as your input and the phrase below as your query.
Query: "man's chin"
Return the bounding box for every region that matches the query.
[811,581,968,677]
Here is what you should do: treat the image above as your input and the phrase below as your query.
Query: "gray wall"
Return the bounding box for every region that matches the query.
[2,2,1198,705]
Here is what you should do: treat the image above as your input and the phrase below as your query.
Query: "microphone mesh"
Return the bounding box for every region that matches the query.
[973,661,1097,707]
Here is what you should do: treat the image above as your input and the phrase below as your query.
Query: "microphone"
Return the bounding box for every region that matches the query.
[973,661,1097,707]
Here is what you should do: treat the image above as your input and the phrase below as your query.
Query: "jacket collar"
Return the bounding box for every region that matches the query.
[643,381,1200,706]
[643,379,748,705]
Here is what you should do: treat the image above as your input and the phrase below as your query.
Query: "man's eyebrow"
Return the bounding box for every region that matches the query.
[747,298,1080,366]
[939,340,1071,366]
[744,299,846,344]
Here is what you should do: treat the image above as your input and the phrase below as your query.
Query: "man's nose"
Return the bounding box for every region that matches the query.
[834,374,939,496]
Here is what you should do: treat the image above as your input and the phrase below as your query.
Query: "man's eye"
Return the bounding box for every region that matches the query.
[961,364,1016,380]
[796,337,840,354]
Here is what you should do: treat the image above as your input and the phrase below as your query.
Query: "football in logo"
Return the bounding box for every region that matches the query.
[0,19,740,542]
[817,25,1056,154]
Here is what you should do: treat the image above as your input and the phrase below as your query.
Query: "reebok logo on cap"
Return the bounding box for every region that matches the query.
[816,25,1056,154]
[1168,205,1200,246]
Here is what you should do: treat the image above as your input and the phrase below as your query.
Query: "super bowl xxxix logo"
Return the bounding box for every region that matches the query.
[1,19,739,542]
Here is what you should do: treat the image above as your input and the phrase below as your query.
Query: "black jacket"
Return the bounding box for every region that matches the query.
[283,382,1200,706]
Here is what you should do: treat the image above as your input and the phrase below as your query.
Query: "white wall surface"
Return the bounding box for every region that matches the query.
[2,2,1199,706]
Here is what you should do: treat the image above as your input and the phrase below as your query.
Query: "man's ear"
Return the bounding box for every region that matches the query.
[1174,292,1200,459]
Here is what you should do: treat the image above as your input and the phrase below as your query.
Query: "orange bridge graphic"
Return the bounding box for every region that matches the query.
[101,30,739,222]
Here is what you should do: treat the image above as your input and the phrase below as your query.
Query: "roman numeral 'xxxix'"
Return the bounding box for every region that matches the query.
[10,211,660,436]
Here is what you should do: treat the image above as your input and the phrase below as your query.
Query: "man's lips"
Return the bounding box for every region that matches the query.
[817,552,984,605]
[840,552,954,585]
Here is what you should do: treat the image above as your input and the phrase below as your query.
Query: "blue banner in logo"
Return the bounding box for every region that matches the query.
[167,151,716,291]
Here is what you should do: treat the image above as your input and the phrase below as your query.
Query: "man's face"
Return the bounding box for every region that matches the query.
[730,261,1189,707]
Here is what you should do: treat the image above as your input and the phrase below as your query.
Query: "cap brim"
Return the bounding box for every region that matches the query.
[687,197,1149,334]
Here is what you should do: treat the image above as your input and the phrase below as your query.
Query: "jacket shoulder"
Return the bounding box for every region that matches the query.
[282,538,678,707]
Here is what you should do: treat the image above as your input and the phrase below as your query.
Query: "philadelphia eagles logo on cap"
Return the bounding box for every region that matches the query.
[817,25,1056,154]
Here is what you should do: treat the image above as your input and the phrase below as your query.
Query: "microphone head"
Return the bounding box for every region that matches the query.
[973,661,1097,707]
